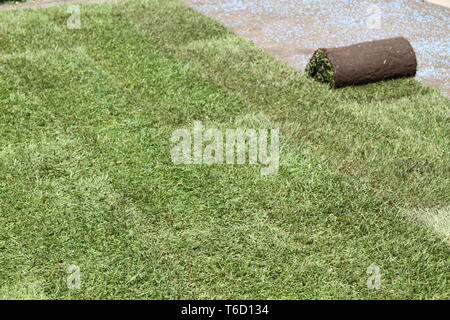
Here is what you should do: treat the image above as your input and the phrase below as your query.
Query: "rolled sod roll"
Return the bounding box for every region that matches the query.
[306,37,417,88]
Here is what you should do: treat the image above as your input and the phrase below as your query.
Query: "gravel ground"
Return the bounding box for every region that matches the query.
[184,0,450,96]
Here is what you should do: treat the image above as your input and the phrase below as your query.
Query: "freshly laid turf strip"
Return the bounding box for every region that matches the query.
[306,37,417,88]
[0,0,449,299]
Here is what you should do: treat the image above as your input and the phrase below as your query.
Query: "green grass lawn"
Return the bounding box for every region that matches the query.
[0,0,449,299]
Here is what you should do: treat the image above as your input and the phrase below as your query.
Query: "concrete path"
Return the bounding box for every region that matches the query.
[184,0,450,96]
[425,0,450,9]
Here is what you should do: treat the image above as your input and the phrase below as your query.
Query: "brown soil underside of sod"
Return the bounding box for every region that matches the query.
[307,37,418,88]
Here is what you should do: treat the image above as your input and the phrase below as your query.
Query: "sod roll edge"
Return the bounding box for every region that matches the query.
[306,37,418,88]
